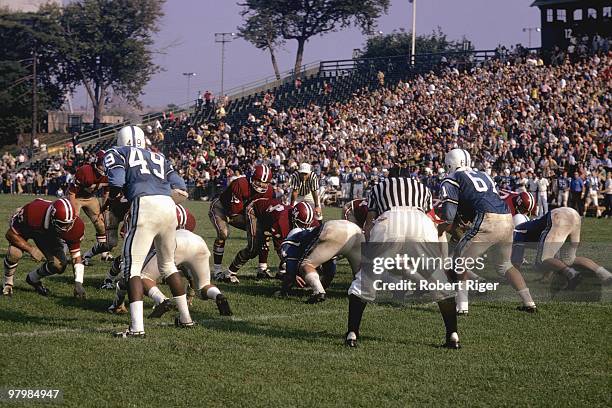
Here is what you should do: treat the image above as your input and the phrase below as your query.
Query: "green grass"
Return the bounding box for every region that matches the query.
[0,194,610,407]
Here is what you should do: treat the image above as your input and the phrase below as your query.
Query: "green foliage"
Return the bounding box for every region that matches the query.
[239,0,390,73]
[361,27,472,59]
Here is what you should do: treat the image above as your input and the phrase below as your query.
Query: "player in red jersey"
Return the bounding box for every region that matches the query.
[209,165,274,282]
[224,199,318,282]
[343,199,369,229]
[499,189,536,216]
[68,151,112,264]
[3,198,86,298]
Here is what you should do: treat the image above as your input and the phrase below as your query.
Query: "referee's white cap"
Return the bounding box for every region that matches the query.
[298,163,312,174]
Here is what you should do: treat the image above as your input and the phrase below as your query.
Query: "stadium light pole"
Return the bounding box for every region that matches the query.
[214,32,236,98]
[522,27,541,48]
[410,0,416,65]
[182,72,196,101]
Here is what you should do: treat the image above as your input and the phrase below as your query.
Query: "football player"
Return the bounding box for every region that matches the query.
[3,198,86,298]
[68,151,112,265]
[440,148,536,314]
[498,189,536,217]
[512,207,612,288]
[109,229,233,318]
[342,198,369,229]
[209,165,273,283]
[226,200,318,282]
[106,125,192,338]
[280,219,364,303]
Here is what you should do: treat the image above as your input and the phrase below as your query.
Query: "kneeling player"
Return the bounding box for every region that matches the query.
[343,198,369,229]
[109,229,232,317]
[512,207,612,289]
[3,198,86,298]
[280,219,364,303]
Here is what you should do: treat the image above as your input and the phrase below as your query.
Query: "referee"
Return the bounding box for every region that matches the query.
[345,171,460,349]
[290,163,322,220]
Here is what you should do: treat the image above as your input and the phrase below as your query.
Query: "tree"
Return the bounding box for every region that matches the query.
[60,0,165,128]
[237,10,284,80]
[239,0,390,75]
[360,28,472,59]
[0,8,68,144]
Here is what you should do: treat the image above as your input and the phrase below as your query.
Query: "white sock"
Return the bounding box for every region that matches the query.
[595,266,611,281]
[4,274,14,287]
[456,288,469,312]
[129,301,144,332]
[148,286,167,306]
[563,267,578,279]
[517,288,535,307]
[174,294,192,323]
[206,286,221,300]
[213,264,222,274]
[258,263,268,271]
[346,331,357,340]
[304,273,325,295]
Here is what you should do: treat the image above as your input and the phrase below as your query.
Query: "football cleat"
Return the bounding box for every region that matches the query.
[256,268,274,280]
[26,275,49,296]
[306,292,326,304]
[73,283,87,299]
[442,332,461,349]
[174,317,196,328]
[275,270,286,280]
[2,284,13,297]
[215,270,240,284]
[566,273,583,291]
[82,255,93,266]
[113,328,145,338]
[456,309,469,315]
[148,298,174,318]
[107,302,128,315]
[517,305,538,313]
[100,278,115,290]
[215,294,233,316]
[345,331,358,348]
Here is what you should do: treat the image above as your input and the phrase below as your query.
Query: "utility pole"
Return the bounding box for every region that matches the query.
[410,0,417,65]
[31,48,37,149]
[522,27,541,48]
[182,72,196,101]
[214,32,235,97]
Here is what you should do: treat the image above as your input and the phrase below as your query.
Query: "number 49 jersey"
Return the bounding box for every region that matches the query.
[104,146,186,201]
[441,169,508,223]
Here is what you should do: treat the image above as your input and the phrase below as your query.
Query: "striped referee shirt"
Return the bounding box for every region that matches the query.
[290,172,320,197]
[368,177,433,215]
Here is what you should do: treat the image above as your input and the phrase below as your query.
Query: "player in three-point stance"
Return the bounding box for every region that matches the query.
[345,175,460,349]
[342,198,369,229]
[512,207,612,290]
[106,125,193,338]
[3,198,86,299]
[209,165,273,282]
[440,148,536,315]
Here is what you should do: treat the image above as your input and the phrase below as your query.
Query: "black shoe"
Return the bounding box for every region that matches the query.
[148,298,174,318]
[26,275,49,296]
[174,317,196,328]
[306,292,326,304]
[100,278,114,290]
[566,273,583,291]
[113,328,145,338]
[517,305,537,313]
[275,271,286,281]
[345,331,358,348]
[442,332,461,349]
[256,268,274,280]
[215,294,233,316]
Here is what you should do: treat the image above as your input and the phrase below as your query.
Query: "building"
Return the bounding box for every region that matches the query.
[47,111,124,134]
[532,0,612,50]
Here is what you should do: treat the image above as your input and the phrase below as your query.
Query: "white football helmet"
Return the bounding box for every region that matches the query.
[116,125,146,148]
[513,213,529,227]
[444,148,472,172]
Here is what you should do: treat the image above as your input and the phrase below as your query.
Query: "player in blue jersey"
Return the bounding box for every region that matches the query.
[512,207,612,290]
[279,220,363,303]
[106,125,194,338]
[440,148,536,314]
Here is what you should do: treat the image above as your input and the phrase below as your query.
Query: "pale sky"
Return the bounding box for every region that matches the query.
[72,0,542,110]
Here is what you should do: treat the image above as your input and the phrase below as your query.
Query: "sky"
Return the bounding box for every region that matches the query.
[71,0,542,110]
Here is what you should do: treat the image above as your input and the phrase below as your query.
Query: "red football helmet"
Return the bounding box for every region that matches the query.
[176,204,196,232]
[50,198,76,232]
[292,202,315,228]
[95,150,106,174]
[514,191,535,215]
[252,164,272,193]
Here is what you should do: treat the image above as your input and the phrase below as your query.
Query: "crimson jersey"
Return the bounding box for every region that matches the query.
[10,198,85,254]
[498,189,519,216]
[248,198,291,249]
[220,176,273,217]
[344,199,369,228]
[427,198,445,225]
[69,164,108,198]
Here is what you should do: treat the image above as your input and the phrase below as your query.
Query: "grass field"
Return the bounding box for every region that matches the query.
[0,194,610,407]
